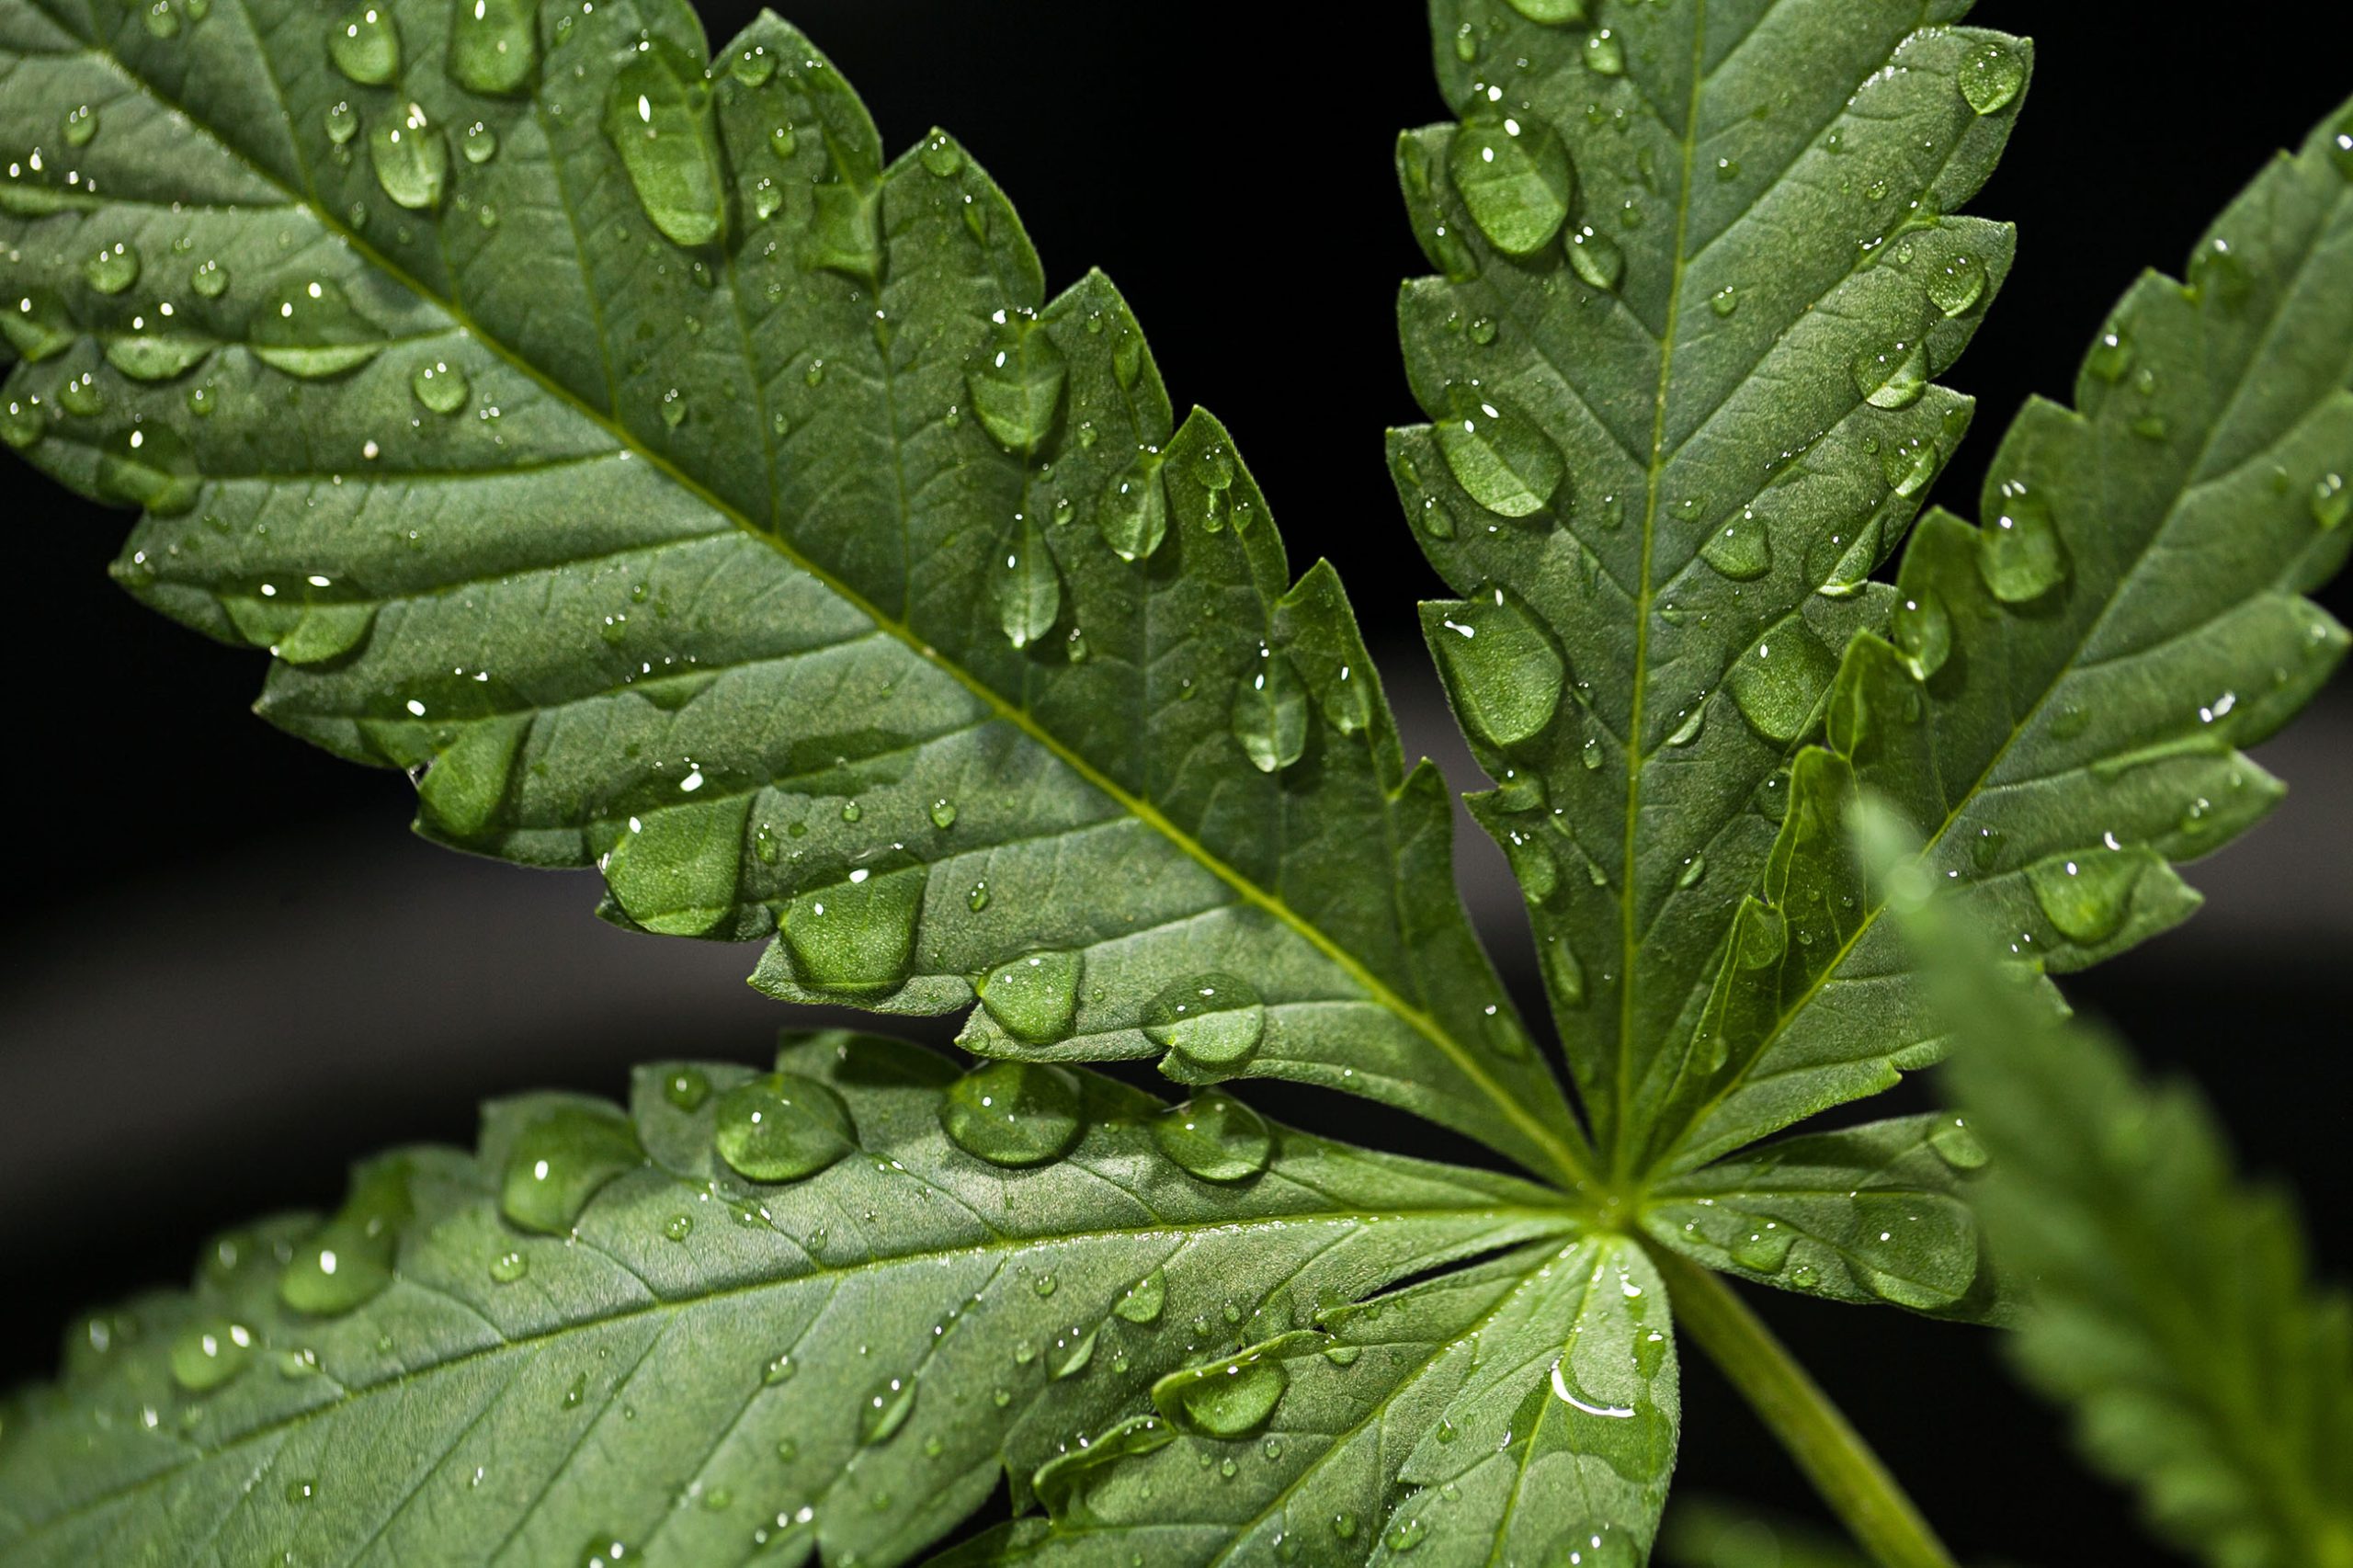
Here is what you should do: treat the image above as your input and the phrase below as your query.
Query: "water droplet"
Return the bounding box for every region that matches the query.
[1927,252,1984,316]
[84,240,140,295]
[1710,285,1740,317]
[659,388,687,428]
[1728,623,1839,743]
[369,101,449,210]
[3,287,74,362]
[286,1478,317,1505]
[279,1167,407,1315]
[1892,590,1952,680]
[600,38,726,247]
[2329,108,2353,180]
[1544,936,1586,1007]
[411,358,470,414]
[1153,1089,1271,1183]
[62,103,100,147]
[1505,0,1585,21]
[1430,585,1565,748]
[663,1066,710,1110]
[1566,224,1624,290]
[979,949,1083,1045]
[96,424,201,516]
[579,1537,629,1568]
[994,509,1062,651]
[1049,1327,1097,1380]
[498,1103,643,1234]
[1729,1225,1793,1273]
[1449,113,1574,256]
[939,1061,1084,1167]
[779,856,926,996]
[461,119,500,164]
[1142,972,1267,1074]
[489,1248,529,1282]
[1437,385,1563,517]
[767,122,798,161]
[250,277,386,378]
[1978,482,2068,603]
[447,0,537,97]
[188,258,230,301]
[1231,646,1309,773]
[1928,1117,1987,1170]
[0,396,44,450]
[920,131,962,177]
[1585,27,1625,74]
[1468,314,1497,346]
[1098,456,1168,561]
[1115,1270,1166,1325]
[2311,472,2348,530]
[170,1319,253,1392]
[328,3,401,85]
[1699,515,1770,581]
[2086,329,2132,383]
[1157,1347,1288,1438]
[712,1072,858,1182]
[1851,336,1927,409]
[1957,40,2025,116]
[2027,852,2141,945]
[967,317,1067,458]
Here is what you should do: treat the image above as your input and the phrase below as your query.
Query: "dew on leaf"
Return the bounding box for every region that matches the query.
[1152,1089,1272,1182]
[498,1103,643,1234]
[95,424,201,516]
[1115,1269,1167,1325]
[779,858,926,996]
[1566,224,1624,290]
[1436,384,1563,517]
[979,949,1083,1045]
[967,316,1067,458]
[1098,456,1169,562]
[600,38,727,248]
[169,1319,253,1392]
[711,1072,858,1182]
[250,278,386,378]
[2026,851,2142,945]
[994,509,1062,650]
[4,287,74,362]
[448,0,537,97]
[1892,590,1952,680]
[1585,28,1625,74]
[1698,515,1771,581]
[84,240,140,295]
[1141,972,1267,1074]
[939,1060,1085,1167]
[1448,112,1574,256]
[1957,40,2026,115]
[1979,483,2069,602]
[1429,585,1566,748]
[1231,646,1309,774]
[1157,1347,1288,1438]
[328,3,401,85]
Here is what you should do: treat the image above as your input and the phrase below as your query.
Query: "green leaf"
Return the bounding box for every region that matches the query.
[1643,1115,1997,1321]
[1638,91,2353,1178]
[0,1031,1570,1567]
[0,0,1586,1184]
[1869,815,2353,1568]
[1392,0,2026,1168]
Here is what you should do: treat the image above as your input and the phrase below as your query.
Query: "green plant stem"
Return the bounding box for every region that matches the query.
[1652,1247,1959,1568]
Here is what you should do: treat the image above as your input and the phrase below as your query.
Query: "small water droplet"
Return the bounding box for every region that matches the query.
[489,1248,529,1283]
[1927,252,1985,316]
[1097,456,1169,562]
[1957,40,2025,116]
[1726,622,1839,743]
[63,103,100,147]
[498,1103,643,1234]
[663,1067,710,1110]
[1710,284,1740,317]
[1729,1225,1793,1273]
[1115,1269,1167,1324]
[95,423,201,516]
[447,0,537,97]
[967,317,1067,458]
[169,1319,253,1392]
[1586,28,1625,74]
[2027,852,2141,945]
[411,358,470,414]
[1566,224,1625,290]
[979,949,1083,1045]
[1231,645,1309,773]
[1978,482,2069,602]
[1429,584,1566,748]
[1699,514,1771,580]
[1142,972,1267,1075]
[920,131,963,177]
[1852,336,1928,409]
[246,276,385,380]
[84,240,140,295]
[1892,590,1952,680]
[1436,385,1563,517]
[994,509,1063,651]
[328,3,401,85]
[1505,0,1586,21]
[461,119,500,164]
[3,287,75,363]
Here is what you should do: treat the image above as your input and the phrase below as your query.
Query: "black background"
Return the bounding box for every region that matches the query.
[5,3,2349,1562]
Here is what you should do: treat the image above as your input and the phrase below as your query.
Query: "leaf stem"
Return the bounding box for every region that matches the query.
[1651,1248,1960,1568]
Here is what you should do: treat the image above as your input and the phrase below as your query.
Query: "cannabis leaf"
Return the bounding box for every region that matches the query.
[0,1031,1574,1566]
[1389,0,2028,1186]
[1870,812,2353,1568]
[0,0,1586,1184]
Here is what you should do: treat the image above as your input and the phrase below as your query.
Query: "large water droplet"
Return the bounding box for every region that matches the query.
[601,38,727,247]
[279,1166,407,1315]
[369,102,449,211]
[1142,972,1267,1074]
[1852,337,1928,410]
[779,857,926,996]
[1566,224,1624,291]
[1157,1347,1288,1438]
[712,1072,858,1182]
[412,358,470,414]
[1726,621,1839,744]
[328,3,401,85]
[107,325,210,383]
[1698,514,1771,581]
[4,287,75,362]
[858,1374,916,1445]
[2026,851,2141,945]
[1436,385,1563,517]
[967,317,1066,458]
[1097,455,1168,562]
[1927,252,1985,317]
[1892,589,1952,680]
[1957,40,2025,116]
[1231,646,1308,773]
[249,278,386,377]
[499,1103,644,1234]
[447,0,537,96]
[1430,585,1565,748]
[994,509,1062,651]
[84,240,140,295]
[1152,1089,1272,1182]
[1034,1414,1174,1517]
[1114,1269,1166,1324]
[95,424,201,516]
[979,949,1083,1045]
[1449,113,1574,256]
[939,1061,1085,1167]
[170,1319,254,1392]
[1978,483,2068,603]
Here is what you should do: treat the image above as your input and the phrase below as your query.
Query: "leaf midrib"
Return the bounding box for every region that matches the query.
[56,22,1596,1191]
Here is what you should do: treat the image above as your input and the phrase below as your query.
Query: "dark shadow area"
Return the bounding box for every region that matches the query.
[3,3,2347,1563]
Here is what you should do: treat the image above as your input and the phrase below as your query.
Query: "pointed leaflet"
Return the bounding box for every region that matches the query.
[946,1239,1679,1567]
[1391,0,2024,1165]
[1646,96,2353,1175]
[1870,821,2353,1568]
[0,1,1584,1183]
[0,1032,1568,1566]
